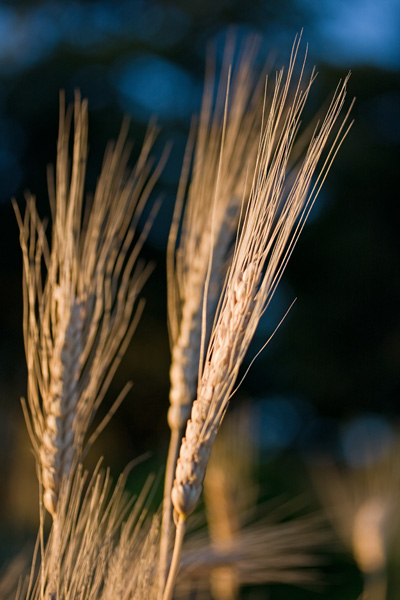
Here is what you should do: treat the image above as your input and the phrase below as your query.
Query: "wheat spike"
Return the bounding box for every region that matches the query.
[39,297,84,515]
[172,55,353,522]
[163,34,353,599]
[14,92,162,519]
[160,37,264,593]
[167,36,263,431]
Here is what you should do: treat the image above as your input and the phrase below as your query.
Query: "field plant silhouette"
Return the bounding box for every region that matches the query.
[2,33,358,600]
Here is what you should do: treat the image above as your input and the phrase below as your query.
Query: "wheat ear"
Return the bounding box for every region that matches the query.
[159,37,264,592]
[14,92,163,520]
[166,37,264,435]
[163,34,354,599]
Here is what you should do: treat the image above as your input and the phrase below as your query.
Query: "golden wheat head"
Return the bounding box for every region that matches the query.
[14,92,163,519]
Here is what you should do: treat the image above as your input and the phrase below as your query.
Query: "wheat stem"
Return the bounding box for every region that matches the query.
[159,427,181,596]
[162,516,186,600]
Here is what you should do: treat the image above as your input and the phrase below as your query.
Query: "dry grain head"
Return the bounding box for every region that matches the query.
[171,34,353,524]
[15,92,163,518]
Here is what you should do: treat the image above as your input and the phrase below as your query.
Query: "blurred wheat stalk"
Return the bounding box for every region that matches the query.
[312,438,400,600]
[3,33,356,600]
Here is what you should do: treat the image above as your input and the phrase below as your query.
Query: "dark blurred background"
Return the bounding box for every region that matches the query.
[0,0,399,597]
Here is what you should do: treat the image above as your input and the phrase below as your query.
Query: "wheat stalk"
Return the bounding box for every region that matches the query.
[162,34,354,599]
[14,92,163,520]
[160,36,265,592]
